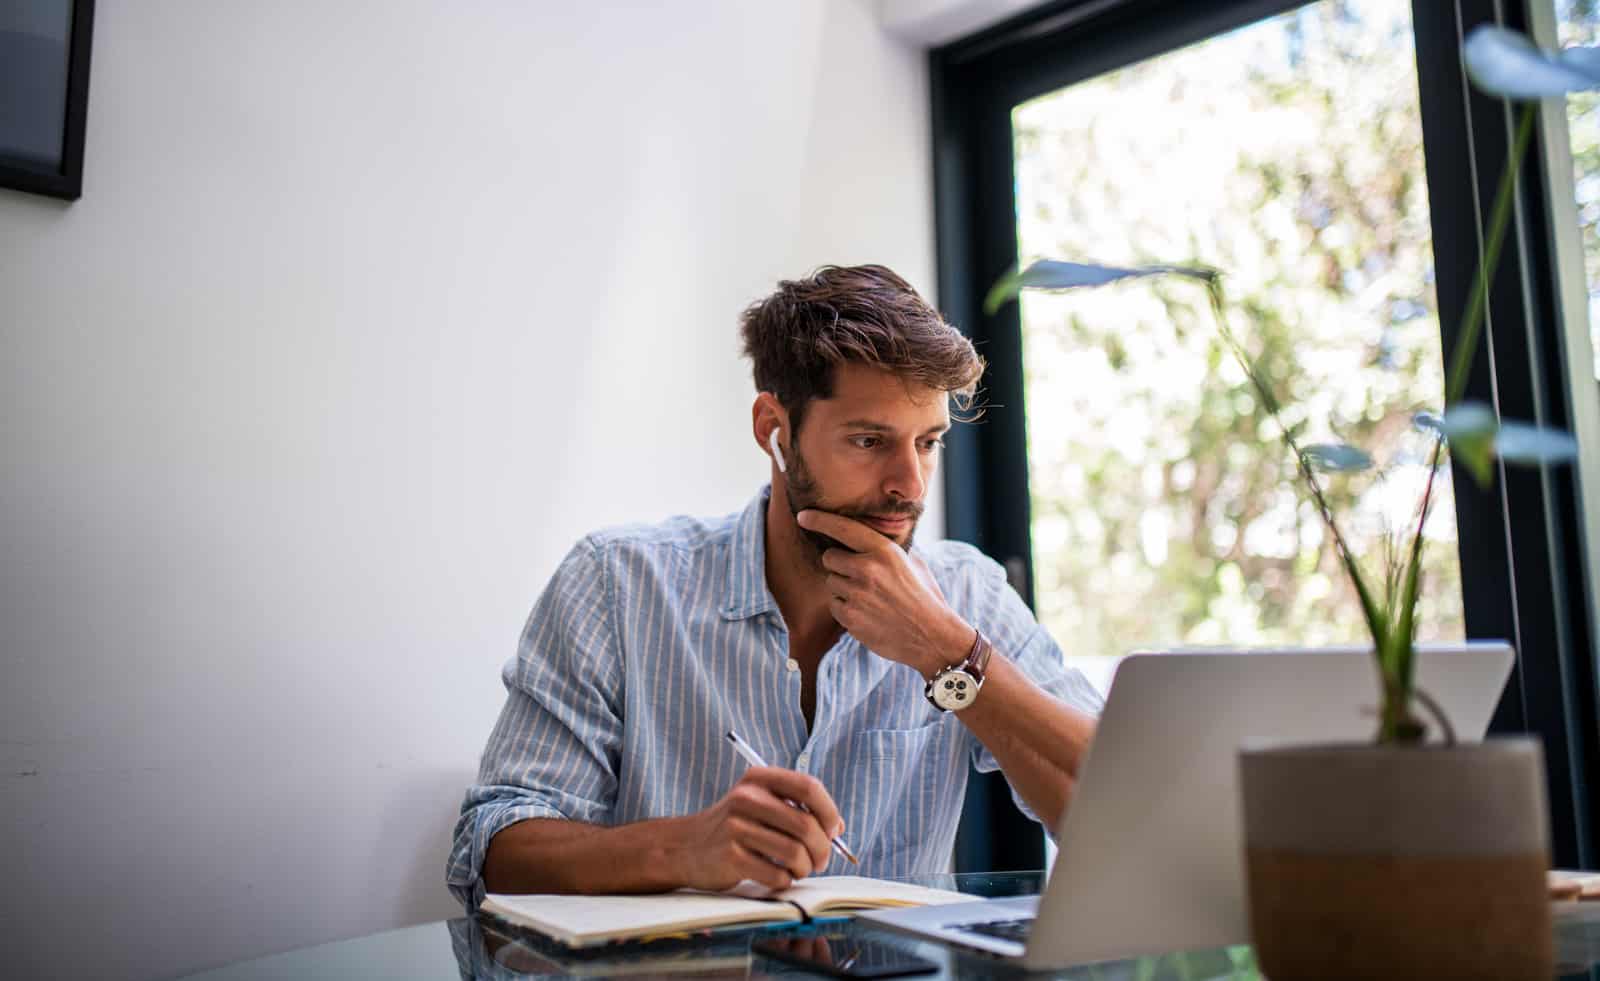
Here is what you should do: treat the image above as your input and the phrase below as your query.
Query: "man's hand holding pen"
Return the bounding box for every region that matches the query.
[672,766,846,892]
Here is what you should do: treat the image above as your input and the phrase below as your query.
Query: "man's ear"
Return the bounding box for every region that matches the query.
[752,394,789,473]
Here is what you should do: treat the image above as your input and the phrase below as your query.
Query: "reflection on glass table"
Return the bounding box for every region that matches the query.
[183,870,1600,980]
[450,872,1257,981]
[751,931,940,978]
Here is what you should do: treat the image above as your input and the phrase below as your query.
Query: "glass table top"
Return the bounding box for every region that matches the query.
[183,871,1600,980]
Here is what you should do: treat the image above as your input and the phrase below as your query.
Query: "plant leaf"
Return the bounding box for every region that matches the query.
[1439,401,1497,439]
[1495,421,1580,464]
[1465,25,1600,100]
[1302,443,1374,472]
[1463,25,1600,99]
[1435,405,1577,480]
[1440,401,1498,486]
[1385,435,1446,741]
[982,267,1026,317]
[1345,551,1390,671]
[1018,260,1217,289]
[982,260,1216,315]
[1455,444,1495,487]
[1562,45,1600,77]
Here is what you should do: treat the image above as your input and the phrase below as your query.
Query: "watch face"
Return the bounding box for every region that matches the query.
[932,669,978,711]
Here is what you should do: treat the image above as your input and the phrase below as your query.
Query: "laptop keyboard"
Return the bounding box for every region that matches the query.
[952,916,1034,944]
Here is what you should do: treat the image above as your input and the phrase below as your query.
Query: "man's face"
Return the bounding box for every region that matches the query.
[779,362,950,561]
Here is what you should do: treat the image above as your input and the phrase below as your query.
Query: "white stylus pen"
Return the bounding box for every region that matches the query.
[725,730,860,866]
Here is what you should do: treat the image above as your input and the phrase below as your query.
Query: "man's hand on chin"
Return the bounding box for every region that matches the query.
[796,509,973,678]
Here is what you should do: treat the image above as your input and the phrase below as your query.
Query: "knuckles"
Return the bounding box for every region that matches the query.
[788,845,813,875]
[728,783,764,810]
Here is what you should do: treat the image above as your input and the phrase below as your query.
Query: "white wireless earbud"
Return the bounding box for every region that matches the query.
[768,429,788,474]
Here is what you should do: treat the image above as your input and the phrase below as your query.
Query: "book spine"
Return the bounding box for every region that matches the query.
[778,900,811,924]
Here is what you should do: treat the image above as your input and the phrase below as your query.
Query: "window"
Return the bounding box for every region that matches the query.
[935,0,1596,872]
[1555,0,1600,384]
[1012,2,1463,686]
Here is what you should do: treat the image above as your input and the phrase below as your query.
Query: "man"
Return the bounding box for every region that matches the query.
[447,265,1101,909]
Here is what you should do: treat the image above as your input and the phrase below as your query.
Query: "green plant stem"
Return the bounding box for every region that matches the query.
[1411,686,1458,746]
[1198,102,1536,743]
[1381,433,1446,742]
[1203,284,1390,647]
[1445,102,1537,407]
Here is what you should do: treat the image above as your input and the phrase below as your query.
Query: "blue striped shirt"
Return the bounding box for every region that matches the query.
[446,486,1103,908]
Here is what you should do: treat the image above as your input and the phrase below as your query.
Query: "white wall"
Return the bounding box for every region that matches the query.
[877,0,1044,45]
[0,2,937,977]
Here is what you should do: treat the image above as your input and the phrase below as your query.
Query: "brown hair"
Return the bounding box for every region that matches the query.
[739,265,985,432]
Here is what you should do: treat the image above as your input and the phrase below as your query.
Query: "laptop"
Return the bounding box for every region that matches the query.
[859,642,1515,970]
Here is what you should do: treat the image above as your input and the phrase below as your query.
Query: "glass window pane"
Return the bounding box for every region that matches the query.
[1556,1,1600,383]
[1012,1,1464,684]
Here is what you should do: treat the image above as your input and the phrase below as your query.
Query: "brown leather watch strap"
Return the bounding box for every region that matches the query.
[961,629,992,681]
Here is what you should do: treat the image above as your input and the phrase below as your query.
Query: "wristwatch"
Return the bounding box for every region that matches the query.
[925,629,993,712]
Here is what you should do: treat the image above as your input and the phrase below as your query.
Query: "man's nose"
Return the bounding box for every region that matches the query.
[883,442,926,502]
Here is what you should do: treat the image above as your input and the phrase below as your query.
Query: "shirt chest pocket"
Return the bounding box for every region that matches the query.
[843,724,955,866]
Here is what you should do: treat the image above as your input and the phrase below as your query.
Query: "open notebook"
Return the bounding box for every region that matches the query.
[480,875,972,948]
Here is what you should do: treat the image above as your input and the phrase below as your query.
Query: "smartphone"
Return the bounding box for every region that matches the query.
[751,933,939,979]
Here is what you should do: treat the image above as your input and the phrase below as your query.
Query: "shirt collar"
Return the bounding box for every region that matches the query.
[722,485,779,621]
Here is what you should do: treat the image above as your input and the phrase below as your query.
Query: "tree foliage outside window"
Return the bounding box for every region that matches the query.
[1012,0,1466,661]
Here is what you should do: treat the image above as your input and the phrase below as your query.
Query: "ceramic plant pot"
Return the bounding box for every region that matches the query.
[1239,738,1551,980]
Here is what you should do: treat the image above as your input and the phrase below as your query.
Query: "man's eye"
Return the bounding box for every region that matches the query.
[920,439,946,453]
[851,437,881,450]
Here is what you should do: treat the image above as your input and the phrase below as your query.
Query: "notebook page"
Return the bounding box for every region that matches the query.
[778,875,974,915]
[481,891,798,946]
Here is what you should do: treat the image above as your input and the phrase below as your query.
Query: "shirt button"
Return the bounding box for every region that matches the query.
[797,752,811,768]
[786,659,800,672]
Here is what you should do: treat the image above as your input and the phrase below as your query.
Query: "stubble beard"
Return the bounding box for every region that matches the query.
[780,442,922,571]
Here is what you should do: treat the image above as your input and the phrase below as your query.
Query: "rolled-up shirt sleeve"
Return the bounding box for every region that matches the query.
[960,552,1104,829]
[446,538,623,909]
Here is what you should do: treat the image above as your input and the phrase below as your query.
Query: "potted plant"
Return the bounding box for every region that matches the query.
[986,23,1587,981]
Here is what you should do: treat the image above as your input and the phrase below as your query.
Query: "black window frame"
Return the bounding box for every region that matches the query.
[935,0,1597,872]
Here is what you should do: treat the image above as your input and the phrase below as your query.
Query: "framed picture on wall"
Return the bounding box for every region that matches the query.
[0,0,95,201]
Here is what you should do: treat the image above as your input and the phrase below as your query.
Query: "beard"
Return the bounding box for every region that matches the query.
[780,441,923,567]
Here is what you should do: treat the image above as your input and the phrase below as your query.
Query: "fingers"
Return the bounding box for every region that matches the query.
[734,768,842,872]
[746,768,845,837]
[731,842,795,892]
[824,573,855,602]
[819,548,865,577]
[792,936,835,966]
[730,816,821,879]
[725,787,820,863]
[797,509,885,552]
[730,774,817,840]
[729,796,831,875]
[828,595,855,630]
